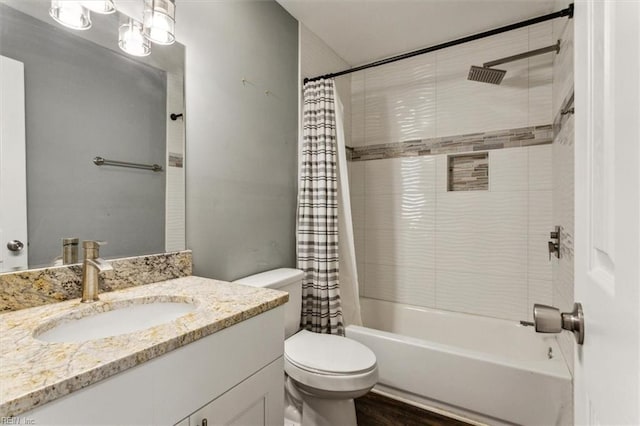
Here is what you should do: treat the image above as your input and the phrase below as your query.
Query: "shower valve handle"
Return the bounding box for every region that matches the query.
[533,303,584,345]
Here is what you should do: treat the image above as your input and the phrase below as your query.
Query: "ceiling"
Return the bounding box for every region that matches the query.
[276,0,557,66]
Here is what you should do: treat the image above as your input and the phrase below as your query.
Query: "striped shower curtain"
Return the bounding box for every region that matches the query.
[297,78,344,335]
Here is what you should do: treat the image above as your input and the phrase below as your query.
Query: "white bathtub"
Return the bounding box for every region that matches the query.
[346,298,572,426]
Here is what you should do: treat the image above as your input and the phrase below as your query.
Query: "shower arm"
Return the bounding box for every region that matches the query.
[483,40,560,68]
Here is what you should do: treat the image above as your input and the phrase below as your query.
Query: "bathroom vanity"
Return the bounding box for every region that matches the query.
[0,276,288,425]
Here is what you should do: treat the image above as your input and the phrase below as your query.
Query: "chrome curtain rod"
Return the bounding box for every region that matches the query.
[303,3,574,84]
[93,156,163,172]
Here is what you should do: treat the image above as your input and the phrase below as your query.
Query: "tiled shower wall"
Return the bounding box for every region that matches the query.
[351,22,554,145]
[349,22,556,321]
[351,146,552,321]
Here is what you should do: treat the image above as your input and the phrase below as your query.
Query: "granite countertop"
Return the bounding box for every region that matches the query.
[0,276,288,417]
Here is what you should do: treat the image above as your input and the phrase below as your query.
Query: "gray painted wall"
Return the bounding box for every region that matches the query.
[177,1,298,281]
[0,5,166,267]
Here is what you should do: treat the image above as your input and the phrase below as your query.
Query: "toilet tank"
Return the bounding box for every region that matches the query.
[233,268,304,339]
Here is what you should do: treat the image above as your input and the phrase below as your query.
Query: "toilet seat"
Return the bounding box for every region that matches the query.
[284,330,378,394]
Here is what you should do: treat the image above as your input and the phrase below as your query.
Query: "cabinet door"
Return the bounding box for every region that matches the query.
[190,357,283,426]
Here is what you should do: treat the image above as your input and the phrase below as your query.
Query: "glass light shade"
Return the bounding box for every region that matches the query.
[49,0,91,30]
[80,0,116,14]
[118,19,151,57]
[143,0,175,45]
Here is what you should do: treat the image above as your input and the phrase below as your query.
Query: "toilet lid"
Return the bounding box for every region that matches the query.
[285,330,377,375]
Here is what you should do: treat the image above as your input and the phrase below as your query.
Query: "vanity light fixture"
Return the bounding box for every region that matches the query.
[49,0,92,30]
[142,0,176,45]
[118,18,151,57]
[49,0,177,57]
[80,0,116,14]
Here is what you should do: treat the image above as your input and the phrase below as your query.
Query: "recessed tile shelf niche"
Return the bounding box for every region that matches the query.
[447,152,489,191]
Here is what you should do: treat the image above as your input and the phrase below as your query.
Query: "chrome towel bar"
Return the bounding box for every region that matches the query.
[93,156,163,172]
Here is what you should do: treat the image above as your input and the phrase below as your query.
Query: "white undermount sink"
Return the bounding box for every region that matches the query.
[35,298,197,343]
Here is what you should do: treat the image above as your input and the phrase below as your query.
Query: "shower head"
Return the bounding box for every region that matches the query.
[468,40,561,85]
[468,66,507,85]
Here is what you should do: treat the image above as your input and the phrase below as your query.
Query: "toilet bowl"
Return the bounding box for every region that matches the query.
[233,268,378,426]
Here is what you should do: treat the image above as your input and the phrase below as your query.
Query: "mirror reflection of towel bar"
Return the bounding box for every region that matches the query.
[93,156,163,172]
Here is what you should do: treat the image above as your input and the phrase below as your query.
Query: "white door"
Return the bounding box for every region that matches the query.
[574,0,640,424]
[0,55,28,272]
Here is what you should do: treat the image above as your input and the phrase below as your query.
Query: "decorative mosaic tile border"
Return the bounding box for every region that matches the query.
[348,124,553,161]
[0,250,192,313]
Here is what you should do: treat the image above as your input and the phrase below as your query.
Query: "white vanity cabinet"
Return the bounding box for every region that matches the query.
[180,357,283,426]
[24,306,285,426]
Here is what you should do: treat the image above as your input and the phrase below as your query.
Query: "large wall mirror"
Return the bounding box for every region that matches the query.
[0,1,185,271]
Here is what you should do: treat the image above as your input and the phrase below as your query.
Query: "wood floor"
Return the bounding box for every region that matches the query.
[355,392,473,426]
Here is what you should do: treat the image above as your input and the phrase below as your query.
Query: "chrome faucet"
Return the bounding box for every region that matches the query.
[81,241,113,303]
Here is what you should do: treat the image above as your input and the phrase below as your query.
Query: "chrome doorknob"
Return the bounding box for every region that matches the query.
[533,302,584,345]
[6,240,24,252]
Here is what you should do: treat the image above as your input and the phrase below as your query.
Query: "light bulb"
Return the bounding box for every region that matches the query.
[49,0,91,30]
[118,19,151,57]
[143,0,175,45]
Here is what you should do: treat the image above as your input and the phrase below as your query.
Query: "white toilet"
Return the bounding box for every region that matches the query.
[234,268,378,426]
